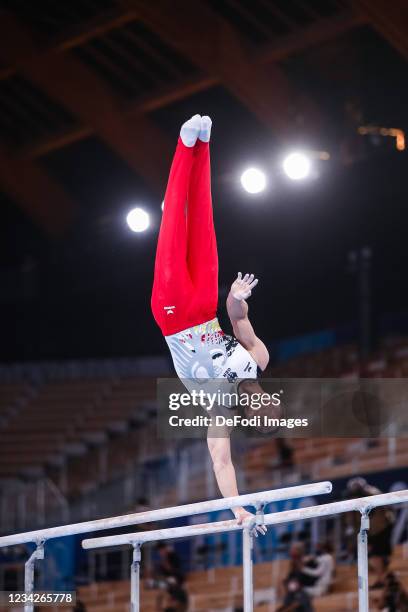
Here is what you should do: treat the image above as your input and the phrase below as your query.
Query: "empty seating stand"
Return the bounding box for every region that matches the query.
[0,378,156,489]
[0,338,407,524]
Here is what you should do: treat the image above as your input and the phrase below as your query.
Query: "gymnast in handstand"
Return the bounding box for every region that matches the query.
[152,115,271,532]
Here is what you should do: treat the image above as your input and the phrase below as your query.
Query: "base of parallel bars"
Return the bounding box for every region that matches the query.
[243,528,254,612]
[357,512,370,612]
[24,541,45,612]
[130,543,141,612]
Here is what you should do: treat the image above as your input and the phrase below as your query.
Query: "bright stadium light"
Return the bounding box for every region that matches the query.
[240,167,266,194]
[126,207,150,232]
[161,200,165,211]
[283,152,311,180]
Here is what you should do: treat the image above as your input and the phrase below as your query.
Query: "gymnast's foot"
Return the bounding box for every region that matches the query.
[199,115,212,142]
[180,114,201,147]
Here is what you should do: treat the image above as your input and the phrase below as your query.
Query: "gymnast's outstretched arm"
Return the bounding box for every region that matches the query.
[227,273,269,370]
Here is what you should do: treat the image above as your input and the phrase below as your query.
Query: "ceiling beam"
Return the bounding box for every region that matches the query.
[0,146,75,235]
[123,0,293,136]
[14,10,362,161]
[0,5,364,83]
[354,0,408,61]
[21,76,216,160]
[259,11,366,64]
[0,7,139,81]
[0,11,173,191]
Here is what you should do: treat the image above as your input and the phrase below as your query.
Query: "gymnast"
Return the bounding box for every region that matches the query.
[152,115,274,533]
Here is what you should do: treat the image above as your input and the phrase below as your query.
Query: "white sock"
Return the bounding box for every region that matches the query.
[180,114,201,147]
[199,115,212,142]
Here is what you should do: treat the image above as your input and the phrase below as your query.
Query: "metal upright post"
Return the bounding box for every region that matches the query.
[242,528,254,612]
[24,540,44,612]
[130,543,141,612]
[243,501,264,612]
[357,511,370,612]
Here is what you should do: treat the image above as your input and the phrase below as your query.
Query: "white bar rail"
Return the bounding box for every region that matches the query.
[82,489,408,549]
[0,481,332,612]
[83,488,408,612]
[0,481,331,547]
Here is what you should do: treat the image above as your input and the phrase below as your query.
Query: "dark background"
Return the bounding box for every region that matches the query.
[1,2,407,361]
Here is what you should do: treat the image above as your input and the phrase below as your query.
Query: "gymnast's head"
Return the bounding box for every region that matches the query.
[237,379,282,433]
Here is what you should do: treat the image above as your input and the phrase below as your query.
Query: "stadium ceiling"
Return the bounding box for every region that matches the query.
[0,0,405,235]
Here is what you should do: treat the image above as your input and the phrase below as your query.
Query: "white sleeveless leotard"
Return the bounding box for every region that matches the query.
[165,317,258,408]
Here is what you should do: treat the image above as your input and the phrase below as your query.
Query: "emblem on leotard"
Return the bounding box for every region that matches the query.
[224,368,238,383]
[165,318,258,409]
[166,319,227,381]
[224,334,239,357]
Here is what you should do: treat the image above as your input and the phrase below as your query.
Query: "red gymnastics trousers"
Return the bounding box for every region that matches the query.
[151,138,218,336]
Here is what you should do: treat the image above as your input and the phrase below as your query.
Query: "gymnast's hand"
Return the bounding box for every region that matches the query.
[233,507,267,536]
[230,273,259,301]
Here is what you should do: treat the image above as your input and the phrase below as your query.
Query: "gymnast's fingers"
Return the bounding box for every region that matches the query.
[253,523,267,536]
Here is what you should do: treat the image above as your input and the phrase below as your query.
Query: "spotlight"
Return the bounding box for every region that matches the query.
[283,152,311,180]
[161,200,165,211]
[126,207,150,232]
[240,168,266,194]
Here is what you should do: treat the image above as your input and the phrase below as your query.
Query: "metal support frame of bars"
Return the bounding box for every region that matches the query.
[82,489,408,612]
[0,481,332,612]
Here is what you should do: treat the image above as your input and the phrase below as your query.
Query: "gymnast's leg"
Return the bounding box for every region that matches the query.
[151,115,201,336]
[186,116,219,323]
